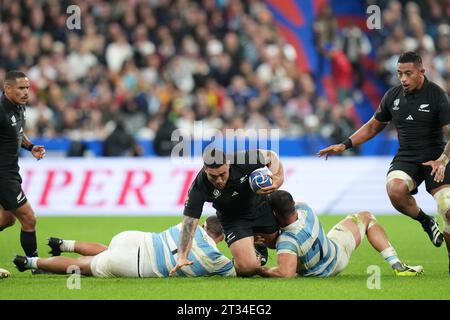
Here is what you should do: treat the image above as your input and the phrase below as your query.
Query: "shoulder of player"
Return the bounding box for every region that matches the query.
[188,169,209,192]
[377,86,402,111]
[384,85,403,101]
[426,80,448,99]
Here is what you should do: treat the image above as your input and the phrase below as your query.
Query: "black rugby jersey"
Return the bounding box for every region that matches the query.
[375,77,450,162]
[183,150,267,222]
[0,94,27,174]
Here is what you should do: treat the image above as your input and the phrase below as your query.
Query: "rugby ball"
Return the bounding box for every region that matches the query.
[249,167,273,192]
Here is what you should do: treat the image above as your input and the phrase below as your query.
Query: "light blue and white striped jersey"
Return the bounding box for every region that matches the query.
[276,203,339,277]
[145,223,236,277]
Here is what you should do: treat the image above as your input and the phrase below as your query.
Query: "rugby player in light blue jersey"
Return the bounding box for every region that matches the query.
[13,216,235,278]
[258,190,423,277]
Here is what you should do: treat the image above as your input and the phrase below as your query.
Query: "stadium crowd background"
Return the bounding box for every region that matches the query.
[0,0,449,156]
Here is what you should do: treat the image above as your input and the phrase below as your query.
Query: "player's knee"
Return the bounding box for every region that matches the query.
[356,211,374,224]
[349,212,372,239]
[387,183,408,202]
[433,188,450,234]
[233,259,259,277]
[386,172,414,204]
[7,216,16,227]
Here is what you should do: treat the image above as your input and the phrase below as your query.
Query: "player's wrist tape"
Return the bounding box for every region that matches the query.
[24,144,35,152]
[341,138,353,150]
[438,154,449,166]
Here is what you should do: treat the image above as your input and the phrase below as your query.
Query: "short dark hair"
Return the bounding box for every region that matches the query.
[5,70,27,85]
[204,215,224,239]
[398,51,422,66]
[268,190,296,219]
[203,148,227,168]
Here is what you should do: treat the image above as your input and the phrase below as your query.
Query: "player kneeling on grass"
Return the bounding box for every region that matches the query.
[13,216,235,278]
[258,190,423,278]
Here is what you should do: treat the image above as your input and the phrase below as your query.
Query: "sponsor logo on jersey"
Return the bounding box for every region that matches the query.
[406,115,414,121]
[231,191,239,197]
[213,189,221,199]
[11,115,17,126]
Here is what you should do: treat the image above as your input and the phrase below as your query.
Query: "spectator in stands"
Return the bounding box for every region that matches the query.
[102,121,142,157]
[0,0,447,157]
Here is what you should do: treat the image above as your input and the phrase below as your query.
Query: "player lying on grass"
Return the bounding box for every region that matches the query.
[257,190,423,278]
[13,216,235,277]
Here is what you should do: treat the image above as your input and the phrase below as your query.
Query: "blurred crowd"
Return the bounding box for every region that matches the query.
[0,0,449,156]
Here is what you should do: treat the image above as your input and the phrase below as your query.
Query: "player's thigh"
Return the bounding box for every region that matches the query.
[75,256,95,276]
[91,246,141,278]
[386,161,423,195]
[431,186,450,235]
[108,231,146,250]
[228,236,259,267]
[327,221,357,272]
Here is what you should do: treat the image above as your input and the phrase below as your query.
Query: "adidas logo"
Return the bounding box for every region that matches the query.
[406,115,414,120]
[231,191,239,197]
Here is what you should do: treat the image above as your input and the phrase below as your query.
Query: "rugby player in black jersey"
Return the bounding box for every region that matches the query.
[318,52,450,273]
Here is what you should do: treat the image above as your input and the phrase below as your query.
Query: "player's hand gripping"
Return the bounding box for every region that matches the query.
[423,154,449,183]
[31,145,46,160]
[169,257,193,276]
[317,144,346,160]
[258,173,282,195]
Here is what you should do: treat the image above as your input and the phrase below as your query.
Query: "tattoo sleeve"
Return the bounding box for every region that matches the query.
[178,216,198,257]
[438,125,450,165]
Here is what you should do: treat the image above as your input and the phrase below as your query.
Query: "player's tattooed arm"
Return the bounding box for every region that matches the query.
[169,216,199,275]
[179,216,198,255]
[441,124,450,160]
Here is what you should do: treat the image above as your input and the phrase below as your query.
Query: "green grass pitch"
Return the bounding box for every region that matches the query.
[0,215,449,300]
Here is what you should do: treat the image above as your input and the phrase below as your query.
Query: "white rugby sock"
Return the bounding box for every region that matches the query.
[61,240,75,252]
[380,246,400,266]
